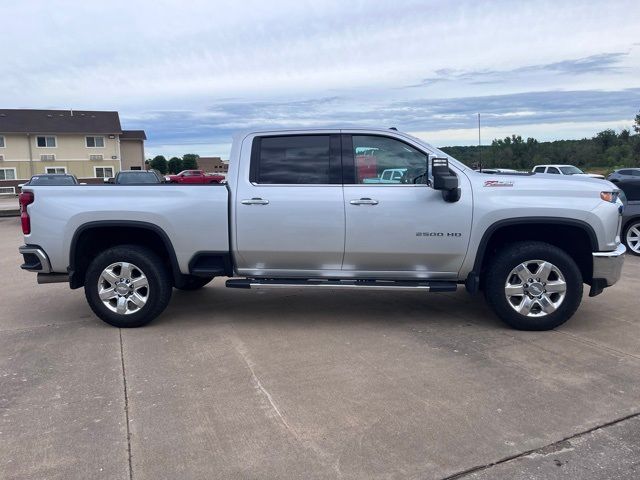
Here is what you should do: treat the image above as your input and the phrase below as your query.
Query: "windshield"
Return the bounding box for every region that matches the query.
[559,166,584,175]
[29,175,76,185]
[117,172,159,184]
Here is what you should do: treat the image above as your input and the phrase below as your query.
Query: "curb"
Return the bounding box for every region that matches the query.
[0,209,19,218]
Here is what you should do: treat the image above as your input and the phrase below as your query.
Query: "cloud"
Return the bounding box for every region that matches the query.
[0,0,639,158]
[407,52,630,88]
[139,88,640,157]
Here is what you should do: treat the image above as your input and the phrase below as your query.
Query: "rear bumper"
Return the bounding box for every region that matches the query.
[590,243,626,296]
[19,245,52,273]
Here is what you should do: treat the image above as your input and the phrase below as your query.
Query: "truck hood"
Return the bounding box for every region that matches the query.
[470,171,617,193]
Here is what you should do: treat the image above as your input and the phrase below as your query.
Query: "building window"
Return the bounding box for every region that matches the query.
[86,136,105,148]
[36,136,57,148]
[95,166,114,178]
[0,168,16,180]
[0,136,5,148]
[45,167,67,174]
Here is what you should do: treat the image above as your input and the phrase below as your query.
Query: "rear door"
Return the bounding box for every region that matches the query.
[234,134,345,276]
[341,134,472,278]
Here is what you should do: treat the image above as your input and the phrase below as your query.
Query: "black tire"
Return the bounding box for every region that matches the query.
[84,245,172,328]
[484,241,583,331]
[174,276,214,291]
[623,220,640,256]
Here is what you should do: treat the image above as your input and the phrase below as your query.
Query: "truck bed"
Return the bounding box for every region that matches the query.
[24,184,230,273]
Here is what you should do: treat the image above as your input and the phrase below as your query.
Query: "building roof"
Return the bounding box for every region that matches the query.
[0,109,122,134]
[120,130,147,140]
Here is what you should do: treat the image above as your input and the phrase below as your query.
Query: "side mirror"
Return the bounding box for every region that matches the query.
[431,157,460,202]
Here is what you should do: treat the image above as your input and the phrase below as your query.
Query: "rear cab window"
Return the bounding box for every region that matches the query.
[250,135,340,184]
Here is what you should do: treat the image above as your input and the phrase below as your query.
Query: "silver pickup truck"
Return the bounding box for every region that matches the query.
[18,128,626,330]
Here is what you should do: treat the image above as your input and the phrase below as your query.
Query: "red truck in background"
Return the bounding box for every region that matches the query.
[165,170,225,184]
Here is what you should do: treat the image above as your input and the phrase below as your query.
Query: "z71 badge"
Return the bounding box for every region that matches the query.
[484,180,514,187]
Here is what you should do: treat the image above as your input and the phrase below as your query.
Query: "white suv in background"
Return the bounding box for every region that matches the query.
[532,164,605,179]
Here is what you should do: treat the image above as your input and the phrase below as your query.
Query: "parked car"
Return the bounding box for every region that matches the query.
[362,168,407,183]
[113,170,164,184]
[18,127,625,331]
[20,173,79,187]
[165,170,224,184]
[532,164,605,179]
[607,168,640,183]
[617,178,640,256]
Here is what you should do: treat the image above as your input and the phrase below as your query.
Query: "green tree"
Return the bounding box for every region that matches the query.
[620,129,630,142]
[168,157,183,174]
[594,129,618,153]
[149,155,168,174]
[634,110,640,134]
[182,153,200,170]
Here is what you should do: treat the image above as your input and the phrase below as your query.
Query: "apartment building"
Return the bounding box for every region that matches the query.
[197,156,229,175]
[0,109,146,191]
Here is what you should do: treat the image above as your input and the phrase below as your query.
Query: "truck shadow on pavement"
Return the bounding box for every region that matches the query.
[153,282,505,330]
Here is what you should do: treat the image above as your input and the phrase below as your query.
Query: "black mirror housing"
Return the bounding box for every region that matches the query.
[431,157,460,202]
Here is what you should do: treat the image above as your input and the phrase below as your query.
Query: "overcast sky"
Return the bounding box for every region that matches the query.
[1,0,639,158]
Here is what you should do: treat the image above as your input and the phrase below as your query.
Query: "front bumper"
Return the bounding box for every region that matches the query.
[590,243,626,296]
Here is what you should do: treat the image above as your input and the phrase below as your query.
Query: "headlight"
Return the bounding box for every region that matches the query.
[600,191,619,203]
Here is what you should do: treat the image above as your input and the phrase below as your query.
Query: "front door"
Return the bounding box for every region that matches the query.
[234,134,345,276]
[342,134,472,279]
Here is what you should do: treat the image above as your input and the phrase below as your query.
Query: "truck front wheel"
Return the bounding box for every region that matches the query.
[484,241,583,330]
[84,245,172,328]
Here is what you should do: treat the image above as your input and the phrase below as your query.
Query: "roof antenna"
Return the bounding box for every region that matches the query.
[477,113,482,172]
[389,126,398,131]
[70,109,73,116]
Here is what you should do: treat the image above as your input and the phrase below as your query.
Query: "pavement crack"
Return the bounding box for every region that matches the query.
[230,332,343,478]
[552,329,640,361]
[119,329,134,480]
[441,410,640,479]
[232,337,299,440]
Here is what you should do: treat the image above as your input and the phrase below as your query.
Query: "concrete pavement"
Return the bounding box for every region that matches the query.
[0,197,19,217]
[1,216,639,479]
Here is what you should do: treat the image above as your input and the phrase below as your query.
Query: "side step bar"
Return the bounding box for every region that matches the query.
[225,278,457,292]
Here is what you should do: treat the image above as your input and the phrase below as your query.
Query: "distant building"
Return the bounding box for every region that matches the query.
[0,109,146,191]
[197,156,229,174]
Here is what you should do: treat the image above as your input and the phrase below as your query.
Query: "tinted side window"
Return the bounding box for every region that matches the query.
[619,170,631,175]
[255,135,331,184]
[353,135,428,184]
[533,167,545,173]
[547,167,560,174]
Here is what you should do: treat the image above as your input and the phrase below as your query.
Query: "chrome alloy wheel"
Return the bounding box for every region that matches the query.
[504,260,567,317]
[626,223,640,254]
[98,262,149,315]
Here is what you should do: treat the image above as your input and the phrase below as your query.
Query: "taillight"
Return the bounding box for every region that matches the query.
[19,191,34,234]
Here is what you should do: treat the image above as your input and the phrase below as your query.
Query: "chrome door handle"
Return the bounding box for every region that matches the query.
[350,198,379,205]
[241,198,269,205]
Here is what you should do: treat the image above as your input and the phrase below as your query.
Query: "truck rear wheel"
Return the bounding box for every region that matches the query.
[484,241,583,330]
[84,245,172,328]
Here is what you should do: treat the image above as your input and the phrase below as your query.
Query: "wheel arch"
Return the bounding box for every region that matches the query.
[470,217,597,292]
[69,220,181,289]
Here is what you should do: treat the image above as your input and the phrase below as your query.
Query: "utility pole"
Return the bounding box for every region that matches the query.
[477,113,482,172]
